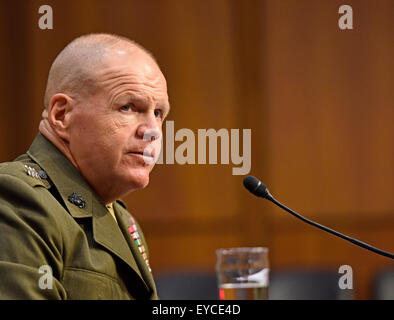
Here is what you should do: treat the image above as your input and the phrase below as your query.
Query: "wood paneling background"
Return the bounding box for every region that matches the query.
[0,0,393,299]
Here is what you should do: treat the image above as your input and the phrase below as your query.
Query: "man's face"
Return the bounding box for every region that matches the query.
[67,48,170,202]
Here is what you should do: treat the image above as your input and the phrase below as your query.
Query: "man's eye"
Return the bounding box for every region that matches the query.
[120,105,131,111]
[154,109,162,118]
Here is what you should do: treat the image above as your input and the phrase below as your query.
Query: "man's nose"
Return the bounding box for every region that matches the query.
[137,122,161,142]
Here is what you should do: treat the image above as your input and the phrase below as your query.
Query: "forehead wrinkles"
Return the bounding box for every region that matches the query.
[98,66,168,103]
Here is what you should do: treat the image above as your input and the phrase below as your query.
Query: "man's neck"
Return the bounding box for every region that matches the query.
[38,119,80,170]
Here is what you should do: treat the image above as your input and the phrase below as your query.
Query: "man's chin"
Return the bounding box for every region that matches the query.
[127,171,150,190]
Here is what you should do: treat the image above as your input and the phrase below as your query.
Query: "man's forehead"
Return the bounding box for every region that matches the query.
[95,56,169,108]
[97,48,163,82]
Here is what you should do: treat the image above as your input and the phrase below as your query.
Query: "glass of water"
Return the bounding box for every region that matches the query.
[216,247,269,300]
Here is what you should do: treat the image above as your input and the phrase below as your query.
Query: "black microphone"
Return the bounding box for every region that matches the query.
[243,175,394,259]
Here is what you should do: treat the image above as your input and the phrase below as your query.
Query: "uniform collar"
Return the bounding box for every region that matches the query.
[27,133,94,218]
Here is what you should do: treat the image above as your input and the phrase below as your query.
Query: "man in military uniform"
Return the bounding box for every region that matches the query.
[0,33,170,299]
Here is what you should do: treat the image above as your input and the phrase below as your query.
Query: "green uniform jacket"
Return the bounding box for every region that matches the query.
[0,133,158,299]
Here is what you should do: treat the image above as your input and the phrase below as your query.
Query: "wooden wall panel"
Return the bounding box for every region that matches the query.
[263,0,394,217]
[262,0,394,299]
[0,0,393,299]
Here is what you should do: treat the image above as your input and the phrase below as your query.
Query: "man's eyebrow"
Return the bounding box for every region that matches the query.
[115,93,139,101]
[112,93,144,105]
[112,93,170,114]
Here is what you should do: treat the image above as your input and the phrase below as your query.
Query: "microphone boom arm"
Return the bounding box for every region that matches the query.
[268,196,394,259]
[243,175,394,259]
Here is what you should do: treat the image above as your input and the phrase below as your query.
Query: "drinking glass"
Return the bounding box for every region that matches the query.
[216,247,269,300]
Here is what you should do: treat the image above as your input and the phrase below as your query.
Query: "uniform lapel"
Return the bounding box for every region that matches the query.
[114,203,157,299]
[91,193,147,286]
[27,133,149,293]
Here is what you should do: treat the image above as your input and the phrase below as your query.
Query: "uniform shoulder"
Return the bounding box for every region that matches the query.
[0,157,51,189]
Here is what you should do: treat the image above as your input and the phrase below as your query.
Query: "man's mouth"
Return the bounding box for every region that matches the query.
[128,151,154,159]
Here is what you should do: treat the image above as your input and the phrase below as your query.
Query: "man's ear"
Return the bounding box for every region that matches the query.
[47,93,74,141]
